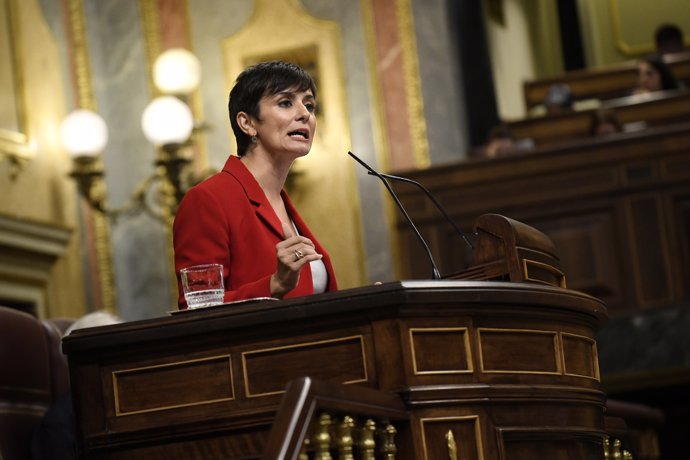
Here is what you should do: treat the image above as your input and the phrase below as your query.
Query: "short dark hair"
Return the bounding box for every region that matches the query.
[655,23,684,53]
[228,61,317,156]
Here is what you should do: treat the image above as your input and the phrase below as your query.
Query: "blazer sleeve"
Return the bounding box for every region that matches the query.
[173,185,273,309]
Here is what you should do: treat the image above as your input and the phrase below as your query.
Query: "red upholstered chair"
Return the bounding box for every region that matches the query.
[0,307,70,460]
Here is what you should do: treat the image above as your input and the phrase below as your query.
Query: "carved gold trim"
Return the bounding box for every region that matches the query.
[0,0,32,165]
[446,430,458,460]
[477,327,562,375]
[409,327,474,375]
[112,354,235,416]
[561,332,600,381]
[609,0,650,56]
[419,416,485,460]
[66,0,116,312]
[396,0,429,168]
[522,258,567,288]
[139,0,160,96]
[241,335,369,398]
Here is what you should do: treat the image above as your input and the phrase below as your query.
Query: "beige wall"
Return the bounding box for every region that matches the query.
[0,0,87,318]
[579,0,690,66]
[485,0,562,119]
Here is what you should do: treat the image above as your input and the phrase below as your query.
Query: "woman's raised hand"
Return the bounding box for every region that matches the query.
[270,221,323,297]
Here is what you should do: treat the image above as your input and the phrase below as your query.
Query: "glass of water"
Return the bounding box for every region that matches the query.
[180,264,224,309]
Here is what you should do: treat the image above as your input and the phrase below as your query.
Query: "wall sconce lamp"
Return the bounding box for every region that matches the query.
[62,48,202,221]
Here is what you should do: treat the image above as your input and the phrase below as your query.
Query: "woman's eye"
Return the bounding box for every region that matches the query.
[279,100,292,107]
[305,102,316,113]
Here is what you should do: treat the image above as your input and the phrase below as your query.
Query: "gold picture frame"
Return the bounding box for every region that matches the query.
[0,0,32,174]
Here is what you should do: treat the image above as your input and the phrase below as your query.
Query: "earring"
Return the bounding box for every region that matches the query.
[251,135,258,143]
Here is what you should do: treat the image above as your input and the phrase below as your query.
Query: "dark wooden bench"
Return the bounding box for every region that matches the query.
[507,89,690,147]
[523,51,690,111]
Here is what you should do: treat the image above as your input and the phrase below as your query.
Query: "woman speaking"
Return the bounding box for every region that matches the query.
[173,61,338,309]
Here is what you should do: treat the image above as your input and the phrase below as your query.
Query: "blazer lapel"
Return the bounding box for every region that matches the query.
[223,156,284,239]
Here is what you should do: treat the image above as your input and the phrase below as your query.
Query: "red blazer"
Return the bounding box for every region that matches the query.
[173,156,338,309]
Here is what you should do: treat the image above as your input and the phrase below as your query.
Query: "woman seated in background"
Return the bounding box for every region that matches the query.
[632,55,679,95]
[589,109,623,137]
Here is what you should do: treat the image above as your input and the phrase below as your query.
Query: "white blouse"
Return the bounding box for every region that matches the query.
[293,221,328,294]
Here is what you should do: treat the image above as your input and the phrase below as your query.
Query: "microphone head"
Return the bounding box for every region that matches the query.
[347,151,376,174]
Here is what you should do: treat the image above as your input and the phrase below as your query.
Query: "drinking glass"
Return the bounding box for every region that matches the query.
[180,264,224,309]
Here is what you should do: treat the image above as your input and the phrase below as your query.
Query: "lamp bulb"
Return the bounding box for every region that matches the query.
[60,109,108,157]
[141,96,194,146]
[153,48,201,95]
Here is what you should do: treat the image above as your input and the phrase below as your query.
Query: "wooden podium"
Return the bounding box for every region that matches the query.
[64,280,608,459]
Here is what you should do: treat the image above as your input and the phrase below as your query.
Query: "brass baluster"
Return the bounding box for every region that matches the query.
[380,423,397,460]
[338,416,355,460]
[603,437,610,459]
[299,436,311,460]
[313,413,333,460]
[622,449,633,460]
[611,438,622,460]
[446,430,458,460]
[360,419,376,460]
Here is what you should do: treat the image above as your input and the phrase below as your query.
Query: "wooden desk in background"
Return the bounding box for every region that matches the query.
[522,51,690,111]
[392,122,690,315]
[508,89,690,147]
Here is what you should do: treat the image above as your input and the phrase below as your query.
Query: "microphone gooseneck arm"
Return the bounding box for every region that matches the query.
[348,151,441,280]
[368,171,474,250]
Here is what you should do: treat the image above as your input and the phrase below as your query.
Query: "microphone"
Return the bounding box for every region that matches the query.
[348,151,441,280]
[367,171,474,250]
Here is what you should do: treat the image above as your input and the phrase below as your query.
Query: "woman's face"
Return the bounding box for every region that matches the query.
[637,61,661,92]
[250,87,317,159]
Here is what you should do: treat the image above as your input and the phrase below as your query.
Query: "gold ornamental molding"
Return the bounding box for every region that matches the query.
[395,0,430,169]
[409,327,474,375]
[477,327,562,376]
[241,335,369,398]
[0,0,33,178]
[112,354,235,416]
[66,0,116,312]
[561,332,600,381]
[609,0,690,57]
[522,258,567,288]
[419,416,485,460]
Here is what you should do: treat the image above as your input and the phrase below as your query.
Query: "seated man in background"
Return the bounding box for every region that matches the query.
[544,84,575,116]
[655,23,685,55]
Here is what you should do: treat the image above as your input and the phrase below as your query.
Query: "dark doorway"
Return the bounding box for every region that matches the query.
[557,0,586,71]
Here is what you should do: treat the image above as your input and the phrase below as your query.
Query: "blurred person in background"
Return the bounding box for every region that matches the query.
[589,109,623,137]
[655,23,685,55]
[632,55,679,95]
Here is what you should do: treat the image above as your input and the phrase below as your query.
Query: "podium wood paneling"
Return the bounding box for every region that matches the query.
[63,281,607,459]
